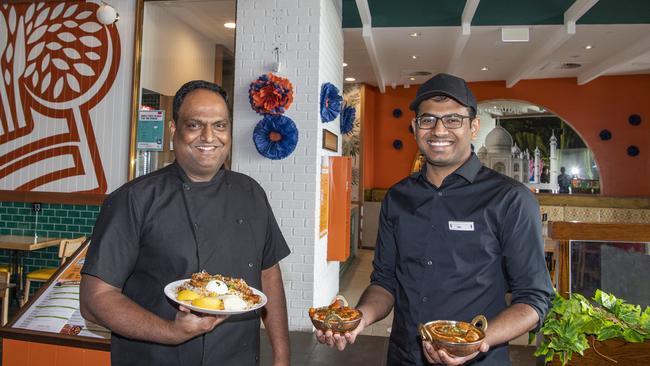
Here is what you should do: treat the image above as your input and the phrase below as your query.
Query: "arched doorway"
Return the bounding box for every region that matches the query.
[410,100,600,194]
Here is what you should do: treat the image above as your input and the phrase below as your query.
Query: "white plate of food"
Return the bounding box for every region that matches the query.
[164,271,267,315]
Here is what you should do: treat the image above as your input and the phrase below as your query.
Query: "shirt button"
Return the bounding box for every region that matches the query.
[422,296,429,303]
[183,184,190,190]
[426,260,433,266]
[248,262,254,268]
[193,223,199,229]
[237,218,244,224]
[430,224,436,230]
[438,191,443,196]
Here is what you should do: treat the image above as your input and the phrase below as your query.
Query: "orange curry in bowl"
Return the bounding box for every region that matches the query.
[308,300,361,322]
[308,299,362,333]
[428,322,482,343]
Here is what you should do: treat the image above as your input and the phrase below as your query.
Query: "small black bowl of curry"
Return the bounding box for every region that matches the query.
[418,315,487,357]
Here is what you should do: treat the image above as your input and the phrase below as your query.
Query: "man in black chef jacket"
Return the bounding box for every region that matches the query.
[80,80,291,366]
[316,73,554,366]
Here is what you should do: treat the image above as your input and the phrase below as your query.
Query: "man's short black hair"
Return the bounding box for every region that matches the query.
[172,80,229,122]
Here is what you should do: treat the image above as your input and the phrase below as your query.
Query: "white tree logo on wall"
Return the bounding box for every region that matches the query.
[0,1,120,193]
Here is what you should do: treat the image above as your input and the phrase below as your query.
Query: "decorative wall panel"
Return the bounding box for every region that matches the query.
[0,1,135,193]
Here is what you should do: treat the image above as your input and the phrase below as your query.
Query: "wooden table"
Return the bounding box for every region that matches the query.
[0,235,61,305]
[0,235,61,251]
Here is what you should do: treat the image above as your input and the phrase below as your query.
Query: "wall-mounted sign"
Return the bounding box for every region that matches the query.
[137,110,165,150]
[319,157,329,238]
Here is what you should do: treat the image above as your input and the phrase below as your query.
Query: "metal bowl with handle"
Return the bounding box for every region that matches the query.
[309,295,363,334]
[418,315,488,357]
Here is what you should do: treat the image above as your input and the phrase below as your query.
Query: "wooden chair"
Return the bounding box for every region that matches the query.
[0,271,14,325]
[22,236,86,306]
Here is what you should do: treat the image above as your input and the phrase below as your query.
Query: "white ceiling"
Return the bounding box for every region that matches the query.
[147,0,236,53]
[343,23,650,89]
[142,1,650,90]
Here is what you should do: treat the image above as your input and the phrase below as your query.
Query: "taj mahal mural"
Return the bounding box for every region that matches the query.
[411,100,600,194]
[476,100,599,194]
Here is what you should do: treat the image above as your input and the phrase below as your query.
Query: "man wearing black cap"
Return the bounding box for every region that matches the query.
[316,73,553,365]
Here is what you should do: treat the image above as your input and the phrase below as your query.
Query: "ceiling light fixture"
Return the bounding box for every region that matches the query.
[409,77,416,81]
[411,55,417,60]
[224,22,236,29]
[409,32,420,37]
[342,62,348,67]
[481,66,488,71]
[585,45,593,50]
[345,77,356,82]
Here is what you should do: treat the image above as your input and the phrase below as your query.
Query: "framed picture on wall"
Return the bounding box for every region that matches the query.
[322,129,338,152]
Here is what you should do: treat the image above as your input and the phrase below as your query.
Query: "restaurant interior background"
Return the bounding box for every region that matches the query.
[0,0,649,365]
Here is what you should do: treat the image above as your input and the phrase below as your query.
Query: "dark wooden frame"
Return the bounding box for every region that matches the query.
[322,129,338,152]
[0,191,106,206]
[547,221,650,298]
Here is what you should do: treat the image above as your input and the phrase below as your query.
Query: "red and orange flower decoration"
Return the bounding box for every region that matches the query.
[249,73,294,115]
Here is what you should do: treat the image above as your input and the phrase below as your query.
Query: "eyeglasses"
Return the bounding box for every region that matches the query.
[414,114,472,130]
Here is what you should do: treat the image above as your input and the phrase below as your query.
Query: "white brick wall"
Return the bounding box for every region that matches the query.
[232,0,343,331]
[313,0,343,309]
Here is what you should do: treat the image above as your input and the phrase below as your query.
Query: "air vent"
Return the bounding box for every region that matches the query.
[559,63,582,69]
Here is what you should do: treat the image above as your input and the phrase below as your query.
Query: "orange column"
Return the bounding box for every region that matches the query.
[327,156,351,261]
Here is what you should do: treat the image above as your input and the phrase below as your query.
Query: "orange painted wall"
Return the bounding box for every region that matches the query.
[362,85,378,189]
[362,75,650,196]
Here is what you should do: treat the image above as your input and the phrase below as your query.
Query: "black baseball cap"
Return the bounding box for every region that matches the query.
[409,73,477,115]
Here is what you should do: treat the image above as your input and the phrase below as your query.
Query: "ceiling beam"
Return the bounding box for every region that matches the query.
[448,0,480,74]
[355,0,386,92]
[447,35,471,75]
[461,0,481,36]
[505,0,598,88]
[577,32,650,85]
[564,0,599,34]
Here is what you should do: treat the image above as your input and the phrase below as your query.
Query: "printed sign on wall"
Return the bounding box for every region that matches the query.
[319,157,329,238]
[137,110,164,150]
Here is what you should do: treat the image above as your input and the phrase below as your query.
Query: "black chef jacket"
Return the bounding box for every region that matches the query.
[82,162,290,366]
[371,154,553,365]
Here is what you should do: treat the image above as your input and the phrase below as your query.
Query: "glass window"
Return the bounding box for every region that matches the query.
[132,1,236,178]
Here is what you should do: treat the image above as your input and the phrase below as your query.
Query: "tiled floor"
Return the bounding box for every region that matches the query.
[260,330,538,366]
[338,249,394,337]
[0,249,539,365]
[259,249,539,365]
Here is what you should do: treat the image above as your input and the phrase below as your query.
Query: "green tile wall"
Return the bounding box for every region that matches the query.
[0,201,100,294]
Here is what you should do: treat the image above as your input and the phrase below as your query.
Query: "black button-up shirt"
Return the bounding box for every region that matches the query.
[82,162,290,366]
[371,154,553,365]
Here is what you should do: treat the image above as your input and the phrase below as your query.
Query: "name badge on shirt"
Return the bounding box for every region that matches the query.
[448,221,474,231]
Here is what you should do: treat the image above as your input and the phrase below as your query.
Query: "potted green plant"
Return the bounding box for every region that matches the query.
[534,290,650,365]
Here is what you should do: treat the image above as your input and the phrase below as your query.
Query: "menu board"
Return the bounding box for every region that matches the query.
[11,244,110,339]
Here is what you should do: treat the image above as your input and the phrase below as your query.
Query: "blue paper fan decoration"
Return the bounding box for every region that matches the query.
[320,82,342,122]
[253,115,299,160]
[340,105,356,135]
